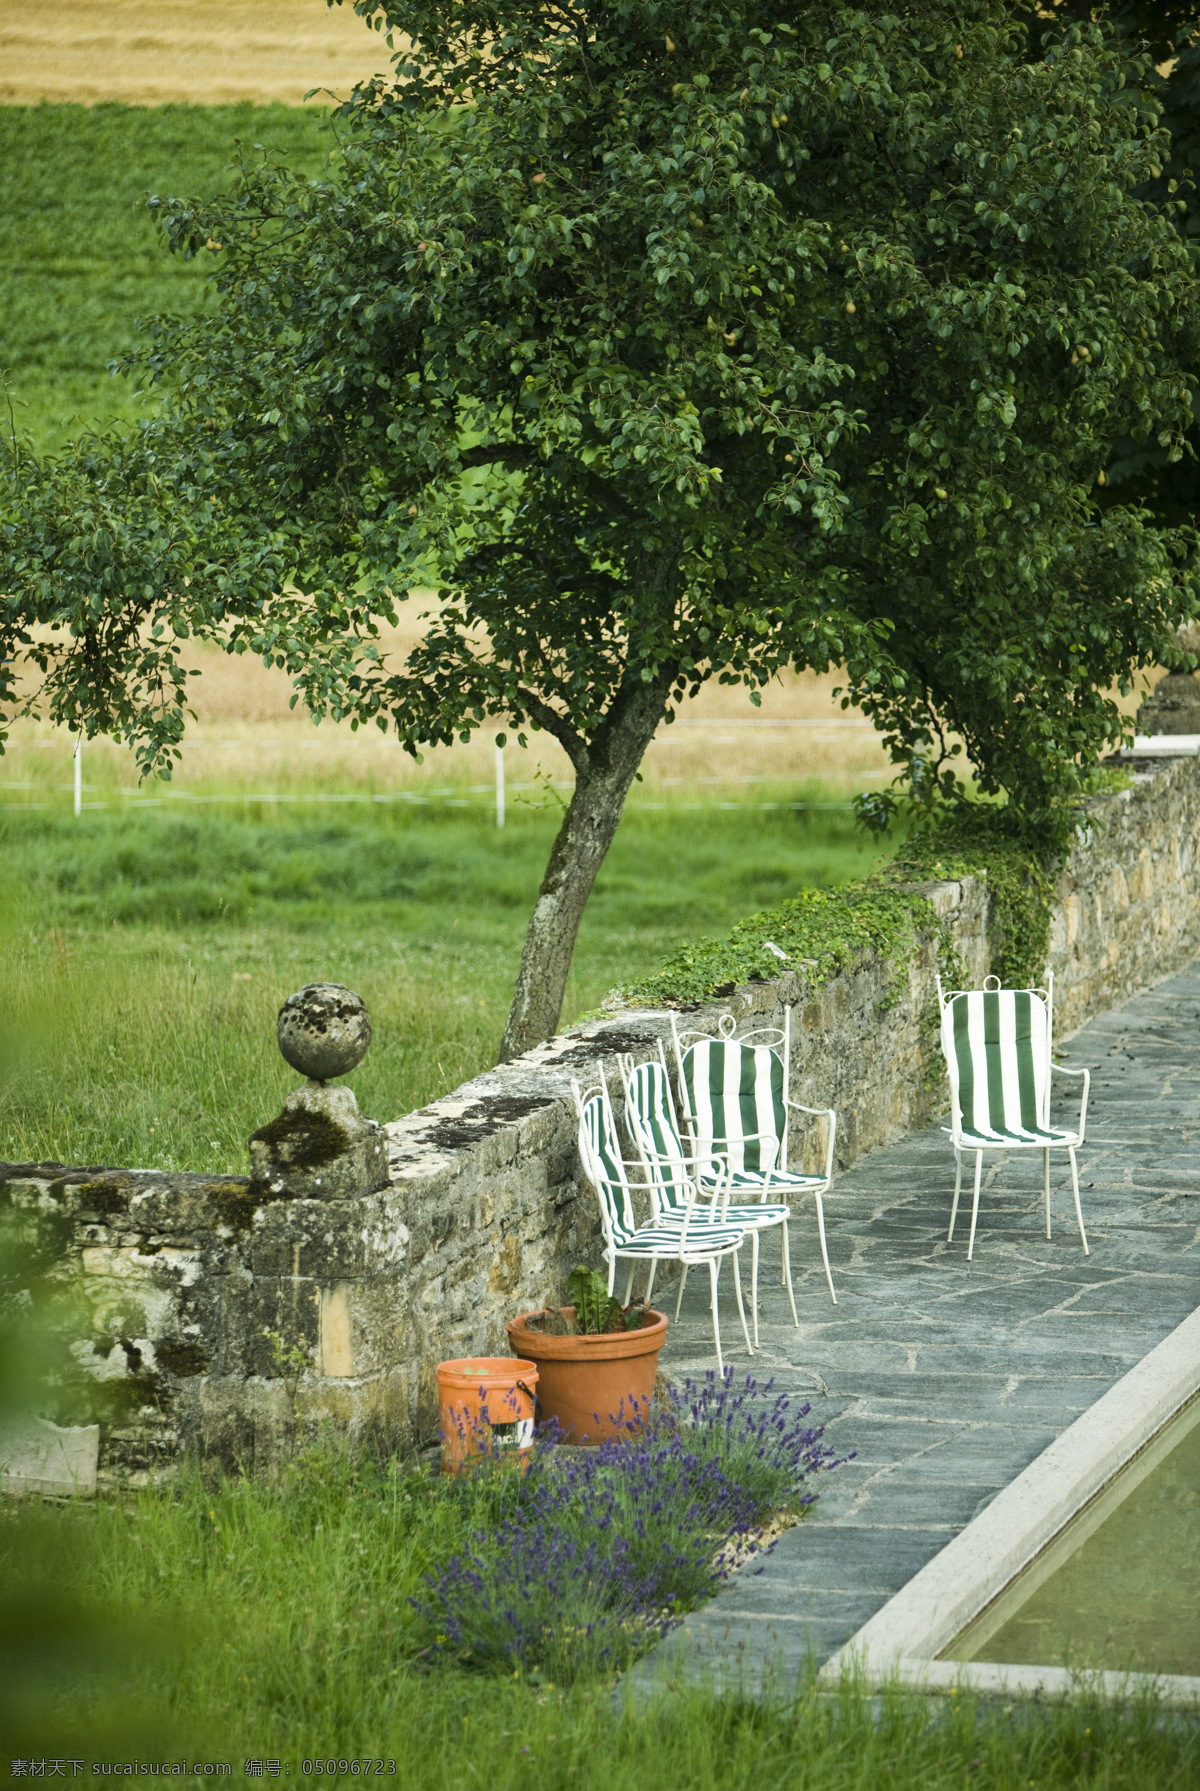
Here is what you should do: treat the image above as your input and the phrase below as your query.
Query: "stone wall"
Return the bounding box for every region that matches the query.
[3,752,1199,1474]
[1051,751,1200,1034]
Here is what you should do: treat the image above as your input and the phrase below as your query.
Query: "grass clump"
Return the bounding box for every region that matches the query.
[1,1419,1196,1784]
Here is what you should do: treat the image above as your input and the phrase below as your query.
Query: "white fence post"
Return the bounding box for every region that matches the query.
[73,734,82,818]
[495,741,505,828]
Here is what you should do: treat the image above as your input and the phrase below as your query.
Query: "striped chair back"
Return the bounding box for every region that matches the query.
[575,1082,640,1249]
[678,1036,786,1176]
[941,986,1052,1141]
[621,1059,694,1217]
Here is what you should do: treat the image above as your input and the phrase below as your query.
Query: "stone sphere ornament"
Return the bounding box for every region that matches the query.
[277,983,371,1082]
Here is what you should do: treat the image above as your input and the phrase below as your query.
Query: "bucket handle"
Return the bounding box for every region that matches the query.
[479,1379,537,1409]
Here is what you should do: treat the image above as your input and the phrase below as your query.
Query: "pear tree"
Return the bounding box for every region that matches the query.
[2,1,1197,1056]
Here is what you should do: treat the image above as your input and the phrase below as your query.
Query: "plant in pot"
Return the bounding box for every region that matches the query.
[506,1266,669,1444]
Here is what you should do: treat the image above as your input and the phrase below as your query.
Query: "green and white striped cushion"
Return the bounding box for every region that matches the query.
[578,1086,744,1256]
[614,1216,746,1256]
[713,1169,824,1198]
[623,1060,697,1216]
[578,1089,641,1246]
[943,988,1072,1145]
[681,1037,786,1177]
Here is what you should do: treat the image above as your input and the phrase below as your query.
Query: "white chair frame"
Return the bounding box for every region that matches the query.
[617,1051,791,1348]
[570,1072,753,1372]
[937,970,1091,1260]
[667,1008,839,1309]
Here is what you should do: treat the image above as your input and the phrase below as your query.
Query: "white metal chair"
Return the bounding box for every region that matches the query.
[618,1053,794,1347]
[937,971,1090,1260]
[570,1073,753,1371]
[667,1009,839,1306]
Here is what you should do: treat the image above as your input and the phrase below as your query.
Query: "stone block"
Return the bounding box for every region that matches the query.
[1,1414,99,1496]
[249,1083,389,1201]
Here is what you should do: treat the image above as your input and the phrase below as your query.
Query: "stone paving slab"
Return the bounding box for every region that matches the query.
[633,967,1200,1694]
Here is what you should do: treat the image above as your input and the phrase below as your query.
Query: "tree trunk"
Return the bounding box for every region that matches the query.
[499,684,668,1060]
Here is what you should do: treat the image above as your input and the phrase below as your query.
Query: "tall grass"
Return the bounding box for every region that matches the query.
[0,799,887,1170]
[1,1434,1194,1782]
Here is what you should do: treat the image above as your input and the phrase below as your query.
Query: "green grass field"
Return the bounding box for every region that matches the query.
[0,794,885,1171]
[0,104,334,453]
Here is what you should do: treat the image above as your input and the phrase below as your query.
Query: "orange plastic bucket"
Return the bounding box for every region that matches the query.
[436,1356,539,1476]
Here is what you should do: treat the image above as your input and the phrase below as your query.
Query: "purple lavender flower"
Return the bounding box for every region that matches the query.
[414,1369,847,1680]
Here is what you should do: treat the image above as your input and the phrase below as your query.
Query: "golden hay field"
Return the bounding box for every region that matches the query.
[3,630,898,805]
[0,0,393,107]
[3,624,1158,811]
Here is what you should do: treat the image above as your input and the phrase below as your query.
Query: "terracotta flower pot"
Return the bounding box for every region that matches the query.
[505,1304,668,1444]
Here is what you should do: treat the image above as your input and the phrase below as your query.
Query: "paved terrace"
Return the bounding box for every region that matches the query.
[639,966,1200,1692]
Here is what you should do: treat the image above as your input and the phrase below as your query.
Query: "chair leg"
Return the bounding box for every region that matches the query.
[730,1249,753,1355]
[949,1150,963,1242]
[1069,1148,1090,1255]
[644,1260,658,1304]
[815,1191,837,1304]
[967,1152,983,1260]
[782,1219,799,1327]
[675,1263,688,1320]
[750,1230,760,1348]
[708,1258,724,1376]
[624,1264,635,1305]
[1043,1148,1051,1239]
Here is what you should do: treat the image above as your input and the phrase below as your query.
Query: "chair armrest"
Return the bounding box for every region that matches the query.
[1050,1062,1090,1143]
[785,1100,836,1120]
[783,1102,837,1185]
[652,1144,730,1181]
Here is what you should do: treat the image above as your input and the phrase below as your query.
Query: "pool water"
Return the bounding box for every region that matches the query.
[947,1396,1200,1678]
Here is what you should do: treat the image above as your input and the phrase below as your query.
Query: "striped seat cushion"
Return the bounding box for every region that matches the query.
[624,1060,701,1214]
[681,1037,788,1177]
[697,1167,825,1196]
[710,1200,791,1227]
[618,1217,746,1255]
[578,1090,642,1244]
[943,988,1070,1146]
[953,1124,1078,1148]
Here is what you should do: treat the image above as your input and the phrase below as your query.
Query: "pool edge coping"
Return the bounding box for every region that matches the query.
[818,1299,1200,1705]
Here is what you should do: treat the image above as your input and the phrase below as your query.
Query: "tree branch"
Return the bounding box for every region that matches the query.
[512,684,590,773]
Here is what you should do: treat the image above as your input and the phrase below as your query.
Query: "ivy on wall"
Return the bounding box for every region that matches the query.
[888,806,1058,991]
[613,807,1056,1011]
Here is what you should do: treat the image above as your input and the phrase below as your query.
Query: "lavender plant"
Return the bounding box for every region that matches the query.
[417,1371,843,1680]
